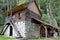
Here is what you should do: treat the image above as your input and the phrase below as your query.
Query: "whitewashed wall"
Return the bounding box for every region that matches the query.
[14,21,26,37]
[4,21,26,37]
[4,26,10,37]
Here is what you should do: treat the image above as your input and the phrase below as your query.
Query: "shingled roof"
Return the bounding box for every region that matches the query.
[33,17,58,29]
[3,5,26,16]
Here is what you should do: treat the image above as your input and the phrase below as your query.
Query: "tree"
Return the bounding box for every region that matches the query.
[47,0,58,28]
[36,0,60,27]
[0,0,17,27]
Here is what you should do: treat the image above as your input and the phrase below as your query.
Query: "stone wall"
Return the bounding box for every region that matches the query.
[25,12,31,38]
[25,12,39,38]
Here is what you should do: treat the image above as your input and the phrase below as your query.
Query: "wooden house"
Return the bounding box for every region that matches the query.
[0,0,58,38]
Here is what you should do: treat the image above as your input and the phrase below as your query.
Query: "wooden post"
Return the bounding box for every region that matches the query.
[43,25,48,39]
[38,24,41,39]
[38,24,41,38]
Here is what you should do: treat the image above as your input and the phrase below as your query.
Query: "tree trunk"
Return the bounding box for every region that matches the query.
[37,0,41,10]
[47,0,58,28]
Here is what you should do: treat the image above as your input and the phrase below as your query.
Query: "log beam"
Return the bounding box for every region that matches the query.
[39,25,41,37]
[43,25,48,39]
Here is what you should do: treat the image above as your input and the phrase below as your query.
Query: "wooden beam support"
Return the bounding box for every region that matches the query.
[38,24,41,38]
[43,25,48,39]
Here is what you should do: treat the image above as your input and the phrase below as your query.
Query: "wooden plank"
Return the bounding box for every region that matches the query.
[38,25,41,38]
[26,9,41,20]
[43,25,48,39]
[28,0,42,16]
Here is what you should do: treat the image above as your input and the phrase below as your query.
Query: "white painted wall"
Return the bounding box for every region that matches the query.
[4,21,26,37]
[13,26,19,37]
[14,21,26,37]
[4,26,10,37]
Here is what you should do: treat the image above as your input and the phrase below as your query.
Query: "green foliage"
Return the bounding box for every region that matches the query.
[36,0,60,27]
[41,14,48,23]
[17,0,28,6]
[0,0,17,28]
[27,37,60,40]
[36,0,47,14]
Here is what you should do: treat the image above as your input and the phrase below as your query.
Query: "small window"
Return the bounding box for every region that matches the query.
[18,12,23,19]
[18,12,21,19]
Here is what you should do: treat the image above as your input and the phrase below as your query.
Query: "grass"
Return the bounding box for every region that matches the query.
[28,37,60,40]
[0,35,60,40]
[0,35,12,40]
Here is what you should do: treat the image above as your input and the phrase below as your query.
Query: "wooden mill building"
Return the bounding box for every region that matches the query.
[0,0,58,38]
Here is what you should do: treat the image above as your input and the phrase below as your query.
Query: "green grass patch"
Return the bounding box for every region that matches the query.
[0,35,12,40]
[0,35,60,40]
[28,37,60,40]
